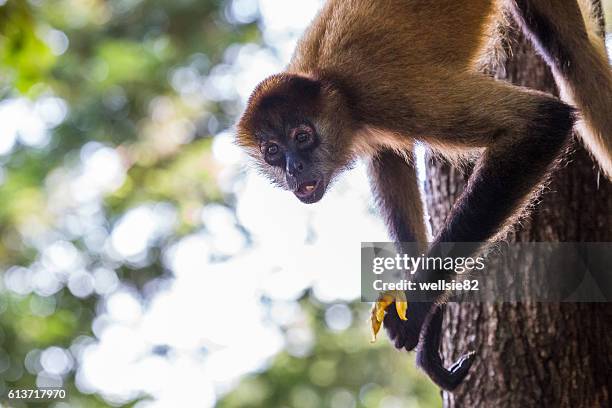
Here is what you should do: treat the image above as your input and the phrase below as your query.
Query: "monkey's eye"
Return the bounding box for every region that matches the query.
[266,144,280,156]
[295,132,311,144]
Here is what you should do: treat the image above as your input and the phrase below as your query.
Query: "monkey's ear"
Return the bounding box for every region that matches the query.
[236,73,323,150]
[253,73,322,103]
[285,74,323,99]
[255,74,323,112]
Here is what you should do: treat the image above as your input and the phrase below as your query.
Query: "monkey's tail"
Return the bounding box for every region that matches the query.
[560,0,612,179]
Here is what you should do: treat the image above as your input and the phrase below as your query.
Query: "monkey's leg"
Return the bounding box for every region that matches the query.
[421,77,575,264]
[509,0,612,178]
[367,149,430,350]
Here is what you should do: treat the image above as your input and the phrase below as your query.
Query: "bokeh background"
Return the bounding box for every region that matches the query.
[0,1,610,407]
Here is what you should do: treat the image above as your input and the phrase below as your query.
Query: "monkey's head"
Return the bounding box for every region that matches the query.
[237,73,356,204]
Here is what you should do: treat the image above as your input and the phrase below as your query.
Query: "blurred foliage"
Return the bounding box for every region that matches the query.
[218,296,441,408]
[0,0,440,406]
[0,0,262,406]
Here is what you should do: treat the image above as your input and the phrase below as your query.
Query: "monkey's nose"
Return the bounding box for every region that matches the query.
[286,155,305,176]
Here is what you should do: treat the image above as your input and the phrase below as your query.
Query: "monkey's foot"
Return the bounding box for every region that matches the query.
[370,290,407,342]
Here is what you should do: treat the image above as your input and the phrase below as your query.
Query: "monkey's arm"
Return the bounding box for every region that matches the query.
[367,149,428,351]
[367,150,438,349]
[367,149,428,248]
[367,149,476,388]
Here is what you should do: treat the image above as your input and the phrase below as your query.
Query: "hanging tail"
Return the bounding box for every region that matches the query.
[509,0,612,179]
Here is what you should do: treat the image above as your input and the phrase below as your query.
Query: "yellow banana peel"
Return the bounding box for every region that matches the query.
[370,290,408,343]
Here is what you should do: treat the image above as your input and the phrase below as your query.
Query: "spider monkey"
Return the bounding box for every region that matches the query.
[236,0,612,390]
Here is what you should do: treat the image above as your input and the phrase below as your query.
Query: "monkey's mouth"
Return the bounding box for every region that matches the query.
[294,179,324,203]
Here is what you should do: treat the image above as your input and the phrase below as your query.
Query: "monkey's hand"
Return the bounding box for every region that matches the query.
[370,290,430,351]
[371,295,433,351]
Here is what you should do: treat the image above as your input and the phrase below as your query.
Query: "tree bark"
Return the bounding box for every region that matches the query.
[424,9,612,408]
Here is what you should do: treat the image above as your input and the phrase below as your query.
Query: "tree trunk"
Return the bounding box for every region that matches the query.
[424,9,612,408]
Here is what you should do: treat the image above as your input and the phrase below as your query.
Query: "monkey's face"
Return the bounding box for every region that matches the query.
[237,74,355,204]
